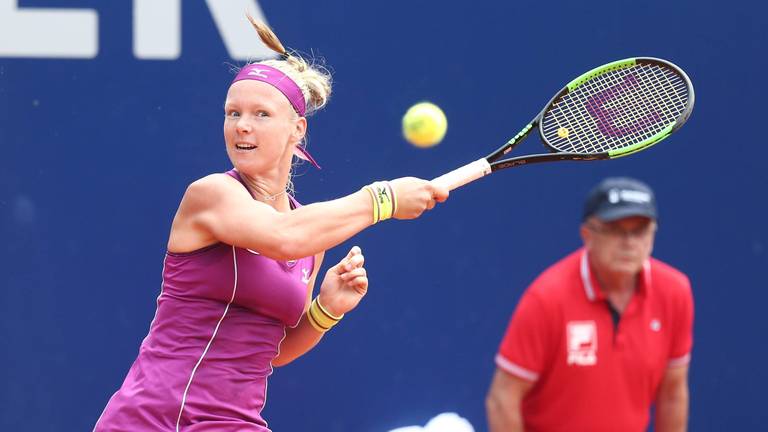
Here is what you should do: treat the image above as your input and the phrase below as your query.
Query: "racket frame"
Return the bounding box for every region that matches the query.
[487,57,694,170]
[433,57,695,190]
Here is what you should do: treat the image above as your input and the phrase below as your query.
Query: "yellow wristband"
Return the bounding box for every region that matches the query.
[386,182,397,217]
[370,181,395,221]
[307,297,343,332]
[364,185,380,224]
[316,296,344,321]
[306,308,330,332]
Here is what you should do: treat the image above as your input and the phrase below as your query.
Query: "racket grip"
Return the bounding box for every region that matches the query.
[432,158,492,191]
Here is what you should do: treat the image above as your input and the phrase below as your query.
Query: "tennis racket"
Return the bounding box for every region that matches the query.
[433,57,695,190]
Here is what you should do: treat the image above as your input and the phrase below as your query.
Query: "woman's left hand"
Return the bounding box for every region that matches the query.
[317,246,368,317]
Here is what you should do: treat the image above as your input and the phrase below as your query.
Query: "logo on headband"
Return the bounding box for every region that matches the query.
[247,68,270,79]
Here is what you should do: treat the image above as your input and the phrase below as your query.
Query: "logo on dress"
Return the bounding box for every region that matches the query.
[301,268,311,284]
[567,321,598,366]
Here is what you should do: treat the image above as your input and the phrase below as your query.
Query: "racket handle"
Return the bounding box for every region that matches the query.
[432,158,492,191]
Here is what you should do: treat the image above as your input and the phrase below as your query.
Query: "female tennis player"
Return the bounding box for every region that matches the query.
[93,18,448,432]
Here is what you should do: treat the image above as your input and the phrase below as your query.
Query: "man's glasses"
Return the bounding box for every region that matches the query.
[586,221,657,238]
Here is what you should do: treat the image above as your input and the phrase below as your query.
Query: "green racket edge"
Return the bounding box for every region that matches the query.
[566,58,638,91]
[607,122,676,158]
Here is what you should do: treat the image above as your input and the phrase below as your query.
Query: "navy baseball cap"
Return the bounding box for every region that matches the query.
[582,177,657,222]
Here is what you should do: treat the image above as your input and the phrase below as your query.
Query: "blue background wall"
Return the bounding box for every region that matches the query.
[2,0,767,430]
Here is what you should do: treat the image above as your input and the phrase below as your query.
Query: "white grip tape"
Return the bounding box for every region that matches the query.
[432,158,492,191]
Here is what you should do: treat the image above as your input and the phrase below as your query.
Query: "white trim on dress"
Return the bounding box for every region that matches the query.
[175,246,239,431]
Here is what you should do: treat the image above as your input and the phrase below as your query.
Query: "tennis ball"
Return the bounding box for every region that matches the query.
[402,102,447,148]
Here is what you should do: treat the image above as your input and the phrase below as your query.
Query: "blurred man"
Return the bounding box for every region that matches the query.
[486,177,693,432]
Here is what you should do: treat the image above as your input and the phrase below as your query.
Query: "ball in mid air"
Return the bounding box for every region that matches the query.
[402,102,447,148]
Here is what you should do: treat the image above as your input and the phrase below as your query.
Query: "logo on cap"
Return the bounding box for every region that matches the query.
[607,188,651,204]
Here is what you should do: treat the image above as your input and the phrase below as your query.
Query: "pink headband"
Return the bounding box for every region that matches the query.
[233,63,306,115]
[232,63,320,169]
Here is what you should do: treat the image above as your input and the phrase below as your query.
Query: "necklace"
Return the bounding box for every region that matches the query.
[261,189,287,201]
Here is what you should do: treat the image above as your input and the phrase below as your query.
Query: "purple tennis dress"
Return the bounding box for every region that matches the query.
[94,170,315,431]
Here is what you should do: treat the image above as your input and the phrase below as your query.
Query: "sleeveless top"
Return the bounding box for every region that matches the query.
[94,170,315,431]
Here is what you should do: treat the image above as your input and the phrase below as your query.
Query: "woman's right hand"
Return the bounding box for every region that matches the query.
[389,177,449,219]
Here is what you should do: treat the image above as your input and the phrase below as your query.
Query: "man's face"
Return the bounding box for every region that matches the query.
[581,216,657,276]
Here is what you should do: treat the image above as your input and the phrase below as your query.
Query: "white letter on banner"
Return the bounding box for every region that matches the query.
[205,0,273,60]
[0,0,98,58]
[134,0,180,59]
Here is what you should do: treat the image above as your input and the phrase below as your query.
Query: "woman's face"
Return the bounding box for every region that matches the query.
[223,80,306,176]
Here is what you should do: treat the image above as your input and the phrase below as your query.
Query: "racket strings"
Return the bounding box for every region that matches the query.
[568,64,684,150]
[541,63,690,154]
[550,64,687,152]
[547,64,671,152]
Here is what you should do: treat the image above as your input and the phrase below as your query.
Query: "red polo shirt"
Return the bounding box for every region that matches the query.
[496,248,693,432]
